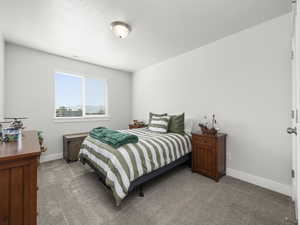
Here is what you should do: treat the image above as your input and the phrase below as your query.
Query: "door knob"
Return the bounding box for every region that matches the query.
[287,127,297,135]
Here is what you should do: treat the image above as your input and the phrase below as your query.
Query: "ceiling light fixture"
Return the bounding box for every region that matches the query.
[110,21,131,39]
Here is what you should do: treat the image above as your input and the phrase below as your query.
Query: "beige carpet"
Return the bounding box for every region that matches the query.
[38,160,295,225]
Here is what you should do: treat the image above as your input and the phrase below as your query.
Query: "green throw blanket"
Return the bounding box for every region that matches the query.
[89,127,139,148]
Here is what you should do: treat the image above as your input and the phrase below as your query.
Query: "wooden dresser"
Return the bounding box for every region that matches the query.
[192,132,227,182]
[0,131,41,225]
[63,132,89,162]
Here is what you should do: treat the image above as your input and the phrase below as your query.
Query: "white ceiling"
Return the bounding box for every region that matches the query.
[0,0,290,72]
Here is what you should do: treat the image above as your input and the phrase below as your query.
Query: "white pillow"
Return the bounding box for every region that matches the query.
[149,115,170,133]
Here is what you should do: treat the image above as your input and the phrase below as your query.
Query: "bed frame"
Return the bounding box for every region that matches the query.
[80,153,191,199]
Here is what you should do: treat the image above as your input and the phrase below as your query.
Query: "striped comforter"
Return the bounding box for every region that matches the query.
[79,128,191,205]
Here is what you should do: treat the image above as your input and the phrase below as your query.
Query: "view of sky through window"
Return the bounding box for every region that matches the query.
[55,72,106,117]
[85,78,106,115]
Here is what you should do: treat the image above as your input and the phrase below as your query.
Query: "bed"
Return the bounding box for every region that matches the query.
[79,128,192,206]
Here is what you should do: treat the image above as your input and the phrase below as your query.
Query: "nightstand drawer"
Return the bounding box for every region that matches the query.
[192,136,215,147]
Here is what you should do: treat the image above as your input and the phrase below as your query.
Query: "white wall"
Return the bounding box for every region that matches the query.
[5,43,132,161]
[0,33,4,120]
[133,14,292,190]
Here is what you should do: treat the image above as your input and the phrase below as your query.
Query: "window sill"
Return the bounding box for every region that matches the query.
[53,116,111,123]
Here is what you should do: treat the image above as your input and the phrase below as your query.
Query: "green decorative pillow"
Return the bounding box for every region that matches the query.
[168,113,185,134]
[148,112,167,126]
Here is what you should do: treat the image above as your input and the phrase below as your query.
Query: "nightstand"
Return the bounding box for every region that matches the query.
[192,132,227,182]
[63,132,89,162]
[128,124,147,129]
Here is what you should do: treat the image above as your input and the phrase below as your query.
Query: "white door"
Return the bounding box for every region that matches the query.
[291,0,300,220]
[291,34,298,219]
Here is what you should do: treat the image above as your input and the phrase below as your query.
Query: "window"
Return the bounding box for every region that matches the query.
[55,72,107,118]
[85,78,106,116]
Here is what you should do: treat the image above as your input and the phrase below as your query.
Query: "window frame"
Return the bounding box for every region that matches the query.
[53,71,110,122]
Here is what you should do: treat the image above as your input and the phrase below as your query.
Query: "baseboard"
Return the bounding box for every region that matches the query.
[40,152,63,163]
[227,168,292,197]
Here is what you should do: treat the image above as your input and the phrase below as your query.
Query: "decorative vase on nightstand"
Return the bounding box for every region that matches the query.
[199,114,219,136]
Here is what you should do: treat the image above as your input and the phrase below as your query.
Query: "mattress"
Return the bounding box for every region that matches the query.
[79,128,192,205]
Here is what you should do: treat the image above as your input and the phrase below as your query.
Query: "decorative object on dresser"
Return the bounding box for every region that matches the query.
[128,120,146,129]
[192,132,227,182]
[63,132,89,162]
[0,131,41,225]
[38,131,47,153]
[0,117,28,142]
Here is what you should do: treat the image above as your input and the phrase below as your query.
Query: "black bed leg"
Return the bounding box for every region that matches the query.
[139,185,144,197]
[186,159,192,168]
[80,158,86,165]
